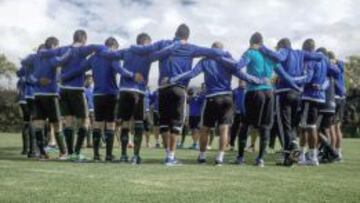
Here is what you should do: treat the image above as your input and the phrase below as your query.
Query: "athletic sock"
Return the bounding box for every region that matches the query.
[120,128,129,156]
[105,129,115,158]
[55,132,66,155]
[63,127,74,155]
[92,128,102,157]
[168,151,175,160]
[28,123,36,155]
[35,128,46,155]
[22,123,29,153]
[133,122,144,156]
[258,128,270,160]
[216,151,224,162]
[74,127,87,155]
[199,152,206,160]
[237,124,249,157]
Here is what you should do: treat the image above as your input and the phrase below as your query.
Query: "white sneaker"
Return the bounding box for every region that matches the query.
[306,158,319,166]
[298,154,307,165]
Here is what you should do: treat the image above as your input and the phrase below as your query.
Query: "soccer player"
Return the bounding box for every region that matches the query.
[84,74,94,148]
[259,38,324,166]
[39,30,99,161]
[61,37,142,161]
[130,24,228,166]
[232,33,301,167]
[97,33,178,164]
[24,37,71,160]
[187,87,205,149]
[168,41,267,165]
[16,74,29,155]
[229,79,246,151]
[297,42,332,166]
[328,51,346,161]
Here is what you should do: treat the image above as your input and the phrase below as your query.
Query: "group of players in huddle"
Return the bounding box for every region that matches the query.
[16,23,346,167]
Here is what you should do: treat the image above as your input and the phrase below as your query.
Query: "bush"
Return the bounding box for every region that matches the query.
[0,89,22,132]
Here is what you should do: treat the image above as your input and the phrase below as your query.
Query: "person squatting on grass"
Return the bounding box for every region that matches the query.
[16,23,346,167]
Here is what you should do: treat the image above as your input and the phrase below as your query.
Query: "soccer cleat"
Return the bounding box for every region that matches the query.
[119,155,129,163]
[165,158,182,166]
[58,153,68,160]
[27,152,37,158]
[282,157,295,167]
[38,153,50,160]
[306,159,319,166]
[93,155,101,162]
[255,158,265,167]
[232,156,245,165]
[69,154,86,162]
[105,155,114,162]
[214,159,223,166]
[131,156,142,165]
[197,157,206,164]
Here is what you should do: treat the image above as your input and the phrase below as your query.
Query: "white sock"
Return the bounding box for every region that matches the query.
[312,149,318,160]
[216,151,224,162]
[337,148,342,158]
[165,149,170,158]
[199,152,206,159]
[168,151,175,160]
[300,146,306,154]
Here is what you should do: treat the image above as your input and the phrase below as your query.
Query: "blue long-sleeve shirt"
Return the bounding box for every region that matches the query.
[189,93,205,117]
[169,55,265,97]
[17,61,36,99]
[61,46,136,96]
[259,46,323,92]
[99,43,177,94]
[333,60,346,99]
[85,85,94,112]
[130,39,227,88]
[233,87,246,114]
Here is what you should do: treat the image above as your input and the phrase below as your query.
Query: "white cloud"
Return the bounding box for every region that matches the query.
[0,0,359,88]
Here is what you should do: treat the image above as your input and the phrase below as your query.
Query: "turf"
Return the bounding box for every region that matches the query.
[0,133,359,203]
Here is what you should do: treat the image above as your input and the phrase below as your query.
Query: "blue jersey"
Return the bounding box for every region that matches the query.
[169,55,264,97]
[61,46,135,96]
[16,62,35,99]
[259,46,323,93]
[233,87,246,114]
[85,85,94,112]
[100,43,177,94]
[16,77,26,104]
[130,39,227,88]
[189,93,205,117]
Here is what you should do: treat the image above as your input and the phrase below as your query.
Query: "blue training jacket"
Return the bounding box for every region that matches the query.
[189,92,205,117]
[259,46,323,93]
[17,61,35,99]
[233,87,246,114]
[61,46,136,96]
[130,39,228,88]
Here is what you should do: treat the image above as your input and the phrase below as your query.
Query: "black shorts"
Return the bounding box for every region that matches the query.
[94,94,117,122]
[189,116,201,130]
[153,111,160,126]
[144,111,153,132]
[300,100,321,129]
[117,91,144,121]
[34,95,61,123]
[319,113,335,130]
[60,88,88,119]
[202,94,233,128]
[159,86,186,134]
[335,99,346,123]
[244,90,274,129]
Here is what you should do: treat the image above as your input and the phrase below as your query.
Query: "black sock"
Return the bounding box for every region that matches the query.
[63,127,74,155]
[93,128,102,157]
[55,132,66,154]
[120,128,129,156]
[28,123,36,155]
[22,123,29,153]
[75,127,87,155]
[238,124,249,157]
[105,129,115,158]
[35,128,46,155]
[134,123,144,156]
[258,128,270,160]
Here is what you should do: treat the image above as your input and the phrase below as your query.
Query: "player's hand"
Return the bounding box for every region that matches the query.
[39,78,51,86]
[134,73,144,84]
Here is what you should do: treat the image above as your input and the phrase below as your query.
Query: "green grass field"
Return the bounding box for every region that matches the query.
[0,133,359,203]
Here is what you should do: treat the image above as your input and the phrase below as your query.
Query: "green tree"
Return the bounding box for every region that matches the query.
[346,56,360,89]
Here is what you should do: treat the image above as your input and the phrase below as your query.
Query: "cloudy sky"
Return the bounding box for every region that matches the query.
[0,0,359,87]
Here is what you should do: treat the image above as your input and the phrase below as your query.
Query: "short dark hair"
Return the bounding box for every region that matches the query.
[44,37,59,49]
[316,47,327,55]
[277,38,291,49]
[136,33,151,45]
[73,29,87,43]
[105,37,119,49]
[211,41,224,49]
[250,32,263,45]
[327,51,336,59]
[302,39,315,52]
[175,24,190,40]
